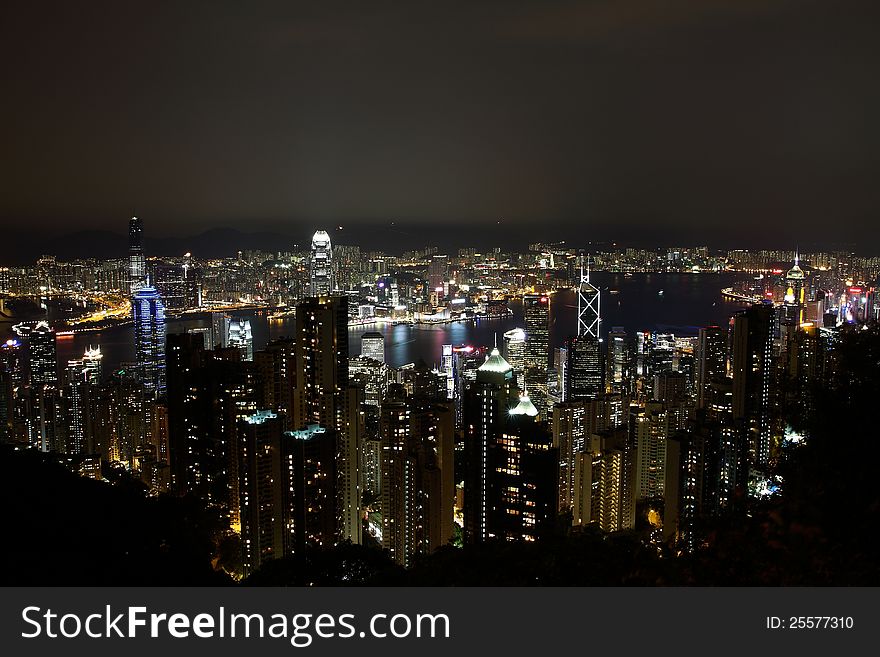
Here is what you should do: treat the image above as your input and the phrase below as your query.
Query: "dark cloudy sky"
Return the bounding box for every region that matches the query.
[1,0,878,248]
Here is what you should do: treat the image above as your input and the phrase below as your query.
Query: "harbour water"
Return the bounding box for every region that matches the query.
[6,272,751,374]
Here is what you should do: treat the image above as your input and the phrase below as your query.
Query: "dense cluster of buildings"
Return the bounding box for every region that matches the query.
[2,219,878,578]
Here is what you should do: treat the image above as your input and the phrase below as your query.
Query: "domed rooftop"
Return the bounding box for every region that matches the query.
[509,393,539,417]
[786,254,804,280]
[477,347,513,375]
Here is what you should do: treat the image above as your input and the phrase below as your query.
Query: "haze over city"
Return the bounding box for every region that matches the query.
[2,0,879,253]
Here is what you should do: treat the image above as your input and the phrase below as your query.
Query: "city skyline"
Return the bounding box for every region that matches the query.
[2,2,879,593]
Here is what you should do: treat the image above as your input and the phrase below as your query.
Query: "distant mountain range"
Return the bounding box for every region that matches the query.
[2,222,516,264]
[4,228,310,264]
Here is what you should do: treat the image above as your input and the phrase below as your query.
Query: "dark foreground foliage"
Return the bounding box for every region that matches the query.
[0,447,231,586]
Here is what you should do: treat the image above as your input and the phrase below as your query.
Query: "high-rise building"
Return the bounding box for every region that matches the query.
[696,326,728,409]
[731,303,775,466]
[63,346,102,454]
[463,347,516,543]
[132,285,166,397]
[463,347,559,543]
[166,336,258,509]
[565,335,603,400]
[631,402,670,501]
[571,429,634,532]
[309,230,334,296]
[360,332,386,363]
[128,215,146,292]
[427,255,448,296]
[781,254,806,328]
[0,338,27,444]
[606,327,633,394]
[20,321,60,452]
[27,321,58,389]
[492,393,559,542]
[237,412,338,577]
[237,410,286,575]
[226,317,254,362]
[523,294,550,417]
[379,384,454,566]
[576,255,600,339]
[502,327,527,389]
[292,296,362,544]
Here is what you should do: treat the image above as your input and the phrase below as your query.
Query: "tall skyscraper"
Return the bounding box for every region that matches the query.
[463,347,516,543]
[133,285,166,397]
[166,335,258,507]
[565,335,603,400]
[565,255,603,400]
[292,296,362,545]
[731,303,775,467]
[502,327,527,389]
[427,255,448,295]
[0,338,26,444]
[379,384,454,566]
[237,412,338,576]
[696,326,728,409]
[781,254,806,327]
[21,321,60,452]
[523,294,550,416]
[571,429,634,532]
[576,255,600,339]
[606,326,633,394]
[128,215,146,292]
[360,332,386,363]
[226,317,254,361]
[309,230,334,296]
[64,346,102,454]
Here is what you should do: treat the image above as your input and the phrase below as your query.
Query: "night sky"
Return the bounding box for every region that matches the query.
[2,0,878,251]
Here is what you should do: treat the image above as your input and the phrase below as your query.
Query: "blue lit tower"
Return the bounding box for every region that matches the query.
[310,230,334,296]
[133,285,166,397]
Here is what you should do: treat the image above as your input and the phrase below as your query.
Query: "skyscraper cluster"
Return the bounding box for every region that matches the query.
[0,222,854,578]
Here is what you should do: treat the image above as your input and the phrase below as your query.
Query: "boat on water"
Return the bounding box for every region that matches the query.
[609,290,620,295]
[658,290,664,296]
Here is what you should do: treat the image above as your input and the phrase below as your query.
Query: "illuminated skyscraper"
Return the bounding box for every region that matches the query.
[576,255,600,339]
[132,285,166,397]
[309,230,334,296]
[293,296,362,544]
[565,256,603,400]
[696,326,728,409]
[463,347,516,543]
[565,335,603,400]
[428,255,448,296]
[226,317,254,362]
[0,338,26,444]
[237,412,338,576]
[731,303,775,467]
[781,253,806,327]
[523,294,550,416]
[128,215,146,292]
[18,321,61,452]
[502,327,527,389]
[606,327,633,394]
[380,384,455,565]
[360,332,386,363]
[64,346,102,454]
